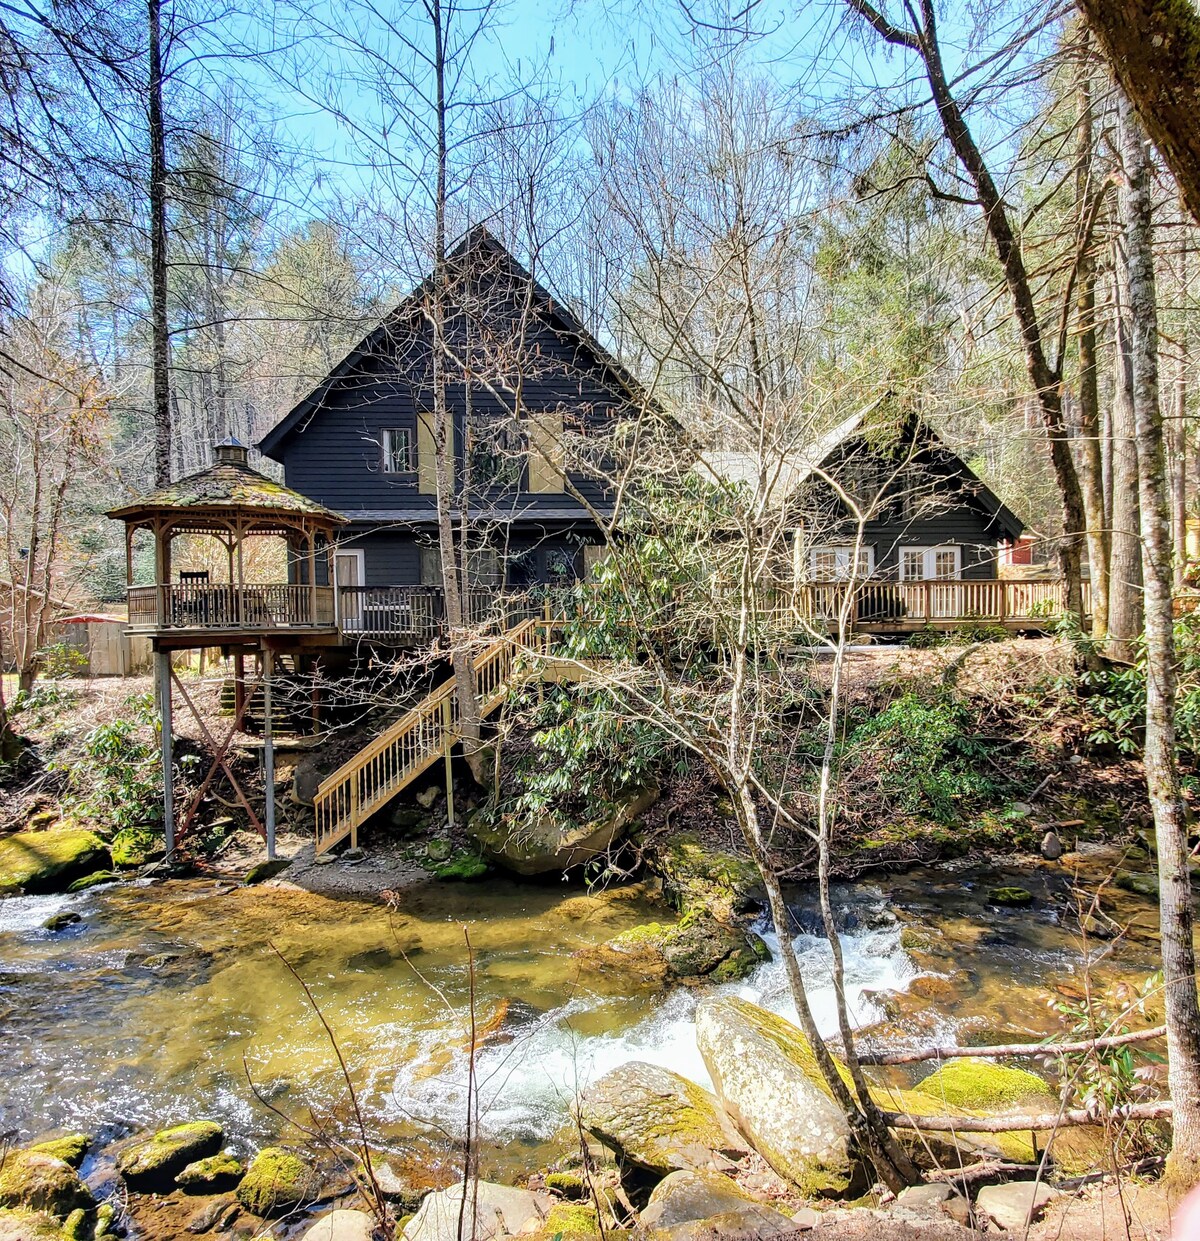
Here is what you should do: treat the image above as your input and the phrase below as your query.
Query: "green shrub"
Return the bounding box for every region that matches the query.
[38,642,89,679]
[951,620,1008,645]
[905,625,945,649]
[10,681,78,726]
[844,691,1007,823]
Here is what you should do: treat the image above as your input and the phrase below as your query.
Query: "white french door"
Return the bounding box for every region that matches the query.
[900,545,961,618]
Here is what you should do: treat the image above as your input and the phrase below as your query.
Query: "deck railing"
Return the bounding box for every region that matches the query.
[336,585,566,643]
[313,618,537,853]
[126,583,336,631]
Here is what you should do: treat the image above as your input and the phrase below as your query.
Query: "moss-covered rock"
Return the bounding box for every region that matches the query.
[109,827,163,868]
[0,830,108,895]
[543,1171,586,1199]
[432,852,488,881]
[640,1169,797,1237]
[116,1121,224,1190]
[987,887,1033,907]
[29,1135,89,1169]
[236,1146,313,1217]
[41,912,82,931]
[695,997,859,1196]
[176,1152,245,1192]
[584,916,768,984]
[61,1207,89,1241]
[655,833,762,922]
[469,787,658,877]
[245,858,291,884]
[914,1058,1052,1112]
[574,1061,749,1174]
[0,1151,92,1218]
[530,1202,600,1239]
[67,871,119,893]
[1116,871,1159,900]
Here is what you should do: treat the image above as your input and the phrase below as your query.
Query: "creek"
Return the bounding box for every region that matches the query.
[0,849,1162,1185]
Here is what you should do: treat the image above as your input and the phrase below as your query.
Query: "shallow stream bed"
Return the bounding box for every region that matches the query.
[0,849,1163,1184]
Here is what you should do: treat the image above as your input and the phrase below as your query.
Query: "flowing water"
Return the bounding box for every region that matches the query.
[0,852,1162,1182]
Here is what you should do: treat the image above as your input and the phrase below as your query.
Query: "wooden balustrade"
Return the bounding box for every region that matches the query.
[313,618,537,854]
[125,582,335,631]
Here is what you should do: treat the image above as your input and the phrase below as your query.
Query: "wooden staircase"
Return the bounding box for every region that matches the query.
[313,619,538,854]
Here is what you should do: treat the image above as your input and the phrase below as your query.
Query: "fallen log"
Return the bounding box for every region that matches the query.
[858,1024,1166,1065]
[882,1100,1173,1134]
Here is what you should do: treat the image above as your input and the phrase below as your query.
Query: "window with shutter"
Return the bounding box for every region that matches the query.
[527,411,564,493]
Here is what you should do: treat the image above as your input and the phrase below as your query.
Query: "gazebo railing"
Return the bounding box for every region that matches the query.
[127,583,335,630]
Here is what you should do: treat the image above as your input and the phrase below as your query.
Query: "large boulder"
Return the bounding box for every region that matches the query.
[0,829,107,894]
[28,1135,89,1169]
[913,1059,1053,1112]
[976,1181,1060,1231]
[402,1180,552,1241]
[580,918,769,984]
[640,1169,798,1240]
[655,834,762,922]
[116,1121,224,1191]
[236,1146,316,1217]
[574,1062,749,1173]
[468,788,658,877]
[300,1209,376,1241]
[0,1151,92,1218]
[695,997,859,1196]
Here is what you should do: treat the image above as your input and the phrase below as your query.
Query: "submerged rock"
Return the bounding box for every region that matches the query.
[468,787,658,877]
[402,1180,551,1241]
[987,887,1033,907]
[0,1151,92,1218]
[244,858,291,884]
[116,1121,224,1190]
[574,1061,749,1174]
[176,1152,245,1192]
[41,912,82,931]
[68,870,120,892]
[695,997,859,1196]
[640,1169,796,1239]
[0,829,108,895]
[236,1146,314,1217]
[29,1135,89,1169]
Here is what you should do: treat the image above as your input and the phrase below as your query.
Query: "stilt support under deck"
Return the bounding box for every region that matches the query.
[263,649,276,860]
[157,649,175,859]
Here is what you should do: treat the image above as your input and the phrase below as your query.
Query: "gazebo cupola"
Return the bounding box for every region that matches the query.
[107,439,348,638]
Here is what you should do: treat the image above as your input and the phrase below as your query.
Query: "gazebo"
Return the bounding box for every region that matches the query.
[106,438,348,862]
[108,437,346,641]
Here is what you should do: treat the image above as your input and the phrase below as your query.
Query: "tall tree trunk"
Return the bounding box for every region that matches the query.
[1119,90,1200,1191]
[846,0,1088,612]
[429,0,485,785]
[1172,221,1190,585]
[1074,44,1110,644]
[1108,261,1144,661]
[148,0,172,485]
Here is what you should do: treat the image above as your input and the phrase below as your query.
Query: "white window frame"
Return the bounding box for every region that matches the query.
[809,544,875,581]
[899,545,962,581]
[381,427,414,475]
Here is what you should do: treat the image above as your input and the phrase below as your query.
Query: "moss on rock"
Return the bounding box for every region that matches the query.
[67,871,119,893]
[0,1151,92,1218]
[29,1135,89,1169]
[655,833,761,922]
[0,1208,63,1240]
[109,827,163,868]
[236,1147,313,1217]
[116,1121,224,1190]
[0,830,108,895]
[914,1058,1053,1111]
[244,858,291,884]
[433,852,489,881]
[601,916,767,983]
[176,1152,245,1192]
[987,887,1033,907]
[535,1202,599,1238]
[543,1171,586,1199]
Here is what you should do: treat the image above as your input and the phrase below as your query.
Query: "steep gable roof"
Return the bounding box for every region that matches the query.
[258,226,648,461]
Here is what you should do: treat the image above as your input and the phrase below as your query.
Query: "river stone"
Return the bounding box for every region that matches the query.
[695,997,858,1196]
[67,870,120,892]
[41,912,81,932]
[117,1121,224,1190]
[300,1209,376,1241]
[0,1209,63,1240]
[574,1061,749,1173]
[641,1170,798,1240]
[656,833,763,922]
[29,1135,89,1169]
[987,887,1033,907]
[0,1151,93,1218]
[236,1146,314,1216]
[468,787,658,876]
[176,1152,245,1192]
[592,918,768,983]
[244,858,291,884]
[914,1059,1052,1112]
[976,1181,1059,1230]
[402,1180,552,1241]
[1040,830,1063,860]
[0,829,108,894]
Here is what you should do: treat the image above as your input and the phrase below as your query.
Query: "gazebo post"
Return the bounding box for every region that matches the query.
[307,528,317,624]
[263,645,275,860]
[157,648,175,859]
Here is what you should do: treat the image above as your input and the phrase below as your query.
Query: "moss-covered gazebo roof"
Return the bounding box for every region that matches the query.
[107,454,347,536]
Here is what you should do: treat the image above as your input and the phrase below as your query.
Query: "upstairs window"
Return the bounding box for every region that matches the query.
[527,411,564,493]
[382,428,414,475]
